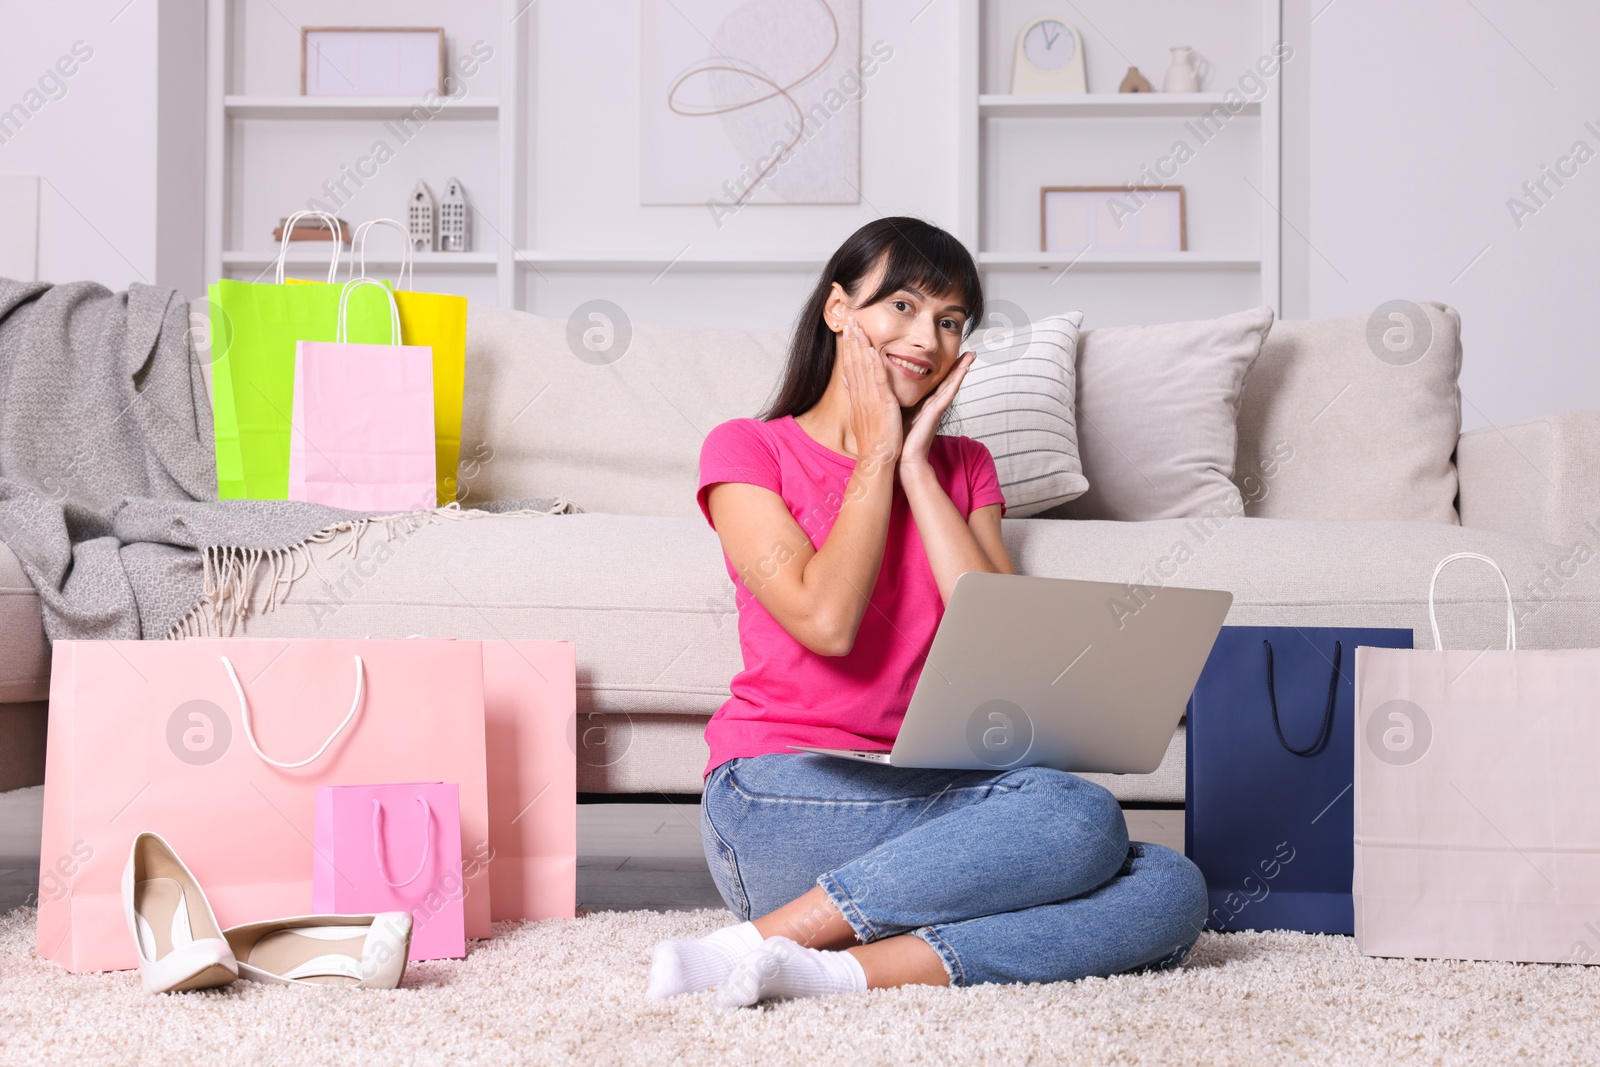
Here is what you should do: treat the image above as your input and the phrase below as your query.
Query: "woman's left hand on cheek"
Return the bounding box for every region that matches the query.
[900,350,975,474]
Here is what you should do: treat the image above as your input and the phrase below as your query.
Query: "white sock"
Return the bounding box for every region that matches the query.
[645,920,765,999]
[715,935,869,1009]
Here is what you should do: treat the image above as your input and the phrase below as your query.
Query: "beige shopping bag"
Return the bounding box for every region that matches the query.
[1354,552,1600,964]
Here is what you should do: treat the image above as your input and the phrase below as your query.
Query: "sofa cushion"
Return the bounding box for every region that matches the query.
[1003,516,1598,650]
[1234,302,1463,523]
[1046,305,1276,521]
[951,311,1088,517]
[459,305,789,517]
[220,511,1599,725]
[1457,412,1600,548]
[227,512,744,717]
[0,541,48,703]
[210,510,1598,800]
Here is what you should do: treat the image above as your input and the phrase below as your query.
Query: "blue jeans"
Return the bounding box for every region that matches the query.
[700,752,1208,988]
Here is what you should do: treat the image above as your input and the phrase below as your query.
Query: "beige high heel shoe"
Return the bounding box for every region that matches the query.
[121,832,239,994]
[223,912,413,989]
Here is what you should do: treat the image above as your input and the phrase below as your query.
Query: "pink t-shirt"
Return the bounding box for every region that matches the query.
[695,415,1007,779]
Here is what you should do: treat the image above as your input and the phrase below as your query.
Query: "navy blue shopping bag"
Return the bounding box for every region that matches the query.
[1185,625,1412,934]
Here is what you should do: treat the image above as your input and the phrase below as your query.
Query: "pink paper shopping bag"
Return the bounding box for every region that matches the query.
[37,639,491,973]
[287,277,437,512]
[483,641,577,921]
[314,783,466,961]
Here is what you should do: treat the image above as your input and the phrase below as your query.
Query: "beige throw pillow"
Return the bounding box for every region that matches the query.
[1233,302,1463,524]
[950,311,1088,517]
[1045,305,1276,521]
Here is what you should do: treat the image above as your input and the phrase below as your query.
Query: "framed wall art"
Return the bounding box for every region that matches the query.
[1040,185,1187,254]
[638,0,862,207]
[301,27,446,97]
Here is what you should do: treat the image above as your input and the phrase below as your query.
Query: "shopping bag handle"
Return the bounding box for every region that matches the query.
[1428,552,1516,651]
[1263,639,1342,757]
[220,654,365,769]
[349,218,414,292]
[336,278,402,346]
[372,796,433,888]
[275,210,345,285]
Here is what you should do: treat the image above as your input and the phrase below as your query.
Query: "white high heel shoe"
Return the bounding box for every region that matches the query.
[121,832,239,994]
[223,912,413,989]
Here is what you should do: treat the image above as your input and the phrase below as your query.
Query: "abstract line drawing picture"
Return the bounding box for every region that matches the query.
[640,0,861,210]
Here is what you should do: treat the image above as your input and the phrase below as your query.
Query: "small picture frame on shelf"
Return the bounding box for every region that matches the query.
[1041,186,1187,254]
[301,27,445,97]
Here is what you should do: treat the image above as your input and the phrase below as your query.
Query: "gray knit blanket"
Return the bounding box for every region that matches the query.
[0,278,577,643]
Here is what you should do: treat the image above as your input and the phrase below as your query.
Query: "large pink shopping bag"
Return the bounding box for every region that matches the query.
[483,641,577,921]
[314,783,466,961]
[287,277,437,512]
[36,639,491,973]
[1354,553,1600,965]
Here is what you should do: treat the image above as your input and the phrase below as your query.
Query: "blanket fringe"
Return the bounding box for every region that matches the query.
[163,498,583,640]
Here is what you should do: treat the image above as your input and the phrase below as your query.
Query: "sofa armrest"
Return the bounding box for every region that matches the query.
[1456,412,1600,546]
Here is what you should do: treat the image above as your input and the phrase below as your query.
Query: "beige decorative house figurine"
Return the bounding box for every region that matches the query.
[408,180,436,252]
[439,177,470,253]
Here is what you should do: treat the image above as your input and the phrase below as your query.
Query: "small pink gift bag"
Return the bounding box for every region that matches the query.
[314,782,465,961]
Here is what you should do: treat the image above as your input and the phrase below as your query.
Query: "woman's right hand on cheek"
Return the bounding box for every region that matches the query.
[839,317,902,472]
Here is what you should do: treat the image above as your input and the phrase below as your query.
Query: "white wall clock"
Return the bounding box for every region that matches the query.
[1010,17,1087,95]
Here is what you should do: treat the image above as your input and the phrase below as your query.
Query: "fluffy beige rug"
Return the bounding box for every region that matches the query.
[4,904,1598,1066]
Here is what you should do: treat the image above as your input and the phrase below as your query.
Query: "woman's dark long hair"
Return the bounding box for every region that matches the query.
[757,217,984,434]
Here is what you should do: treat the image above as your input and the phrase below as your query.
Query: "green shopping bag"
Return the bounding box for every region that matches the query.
[209,212,401,500]
[209,278,246,499]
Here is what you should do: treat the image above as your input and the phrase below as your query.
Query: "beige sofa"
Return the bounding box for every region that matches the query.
[3,304,1597,800]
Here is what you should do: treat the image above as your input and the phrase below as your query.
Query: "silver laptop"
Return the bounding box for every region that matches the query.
[788,572,1232,774]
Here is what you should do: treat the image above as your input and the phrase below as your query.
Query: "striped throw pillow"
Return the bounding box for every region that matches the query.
[949,309,1087,517]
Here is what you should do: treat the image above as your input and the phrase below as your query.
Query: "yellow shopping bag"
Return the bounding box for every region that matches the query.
[393,285,466,506]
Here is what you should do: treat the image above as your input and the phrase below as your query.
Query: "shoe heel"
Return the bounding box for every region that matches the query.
[123,832,239,995]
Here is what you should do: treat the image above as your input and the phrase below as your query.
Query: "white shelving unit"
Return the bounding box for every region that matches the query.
[977,93,1262,120]
[222,250,498,270]
[959,0,1283,319]
[222,96,501,121]
[202,1,1282,324]
[204,0,523,304]
[979,251,1263,272]
[513,250,830,274]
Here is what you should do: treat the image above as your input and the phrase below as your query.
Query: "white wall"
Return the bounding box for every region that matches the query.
[0,0,203,294]
[1299,0,1600,427]
[0,2,160,288]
